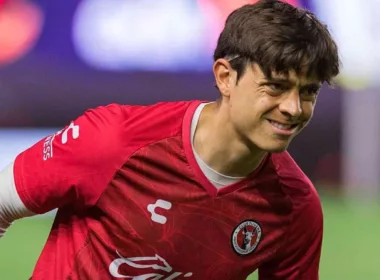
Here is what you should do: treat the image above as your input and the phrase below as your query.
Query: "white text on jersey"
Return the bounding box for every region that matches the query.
[43,122,80,160]
[109,250,192,279]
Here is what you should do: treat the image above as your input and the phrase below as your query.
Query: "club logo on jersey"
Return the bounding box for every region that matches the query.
[231,220,262,256]
[109,250,193,279]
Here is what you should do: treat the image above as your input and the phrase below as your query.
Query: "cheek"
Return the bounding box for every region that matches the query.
[230,88,270,124]
[299,103,315,129]
[230,88,252,112]
[229,96,258,128]
[302,102,315,120]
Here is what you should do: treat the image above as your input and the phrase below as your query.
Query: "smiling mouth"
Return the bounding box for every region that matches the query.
[267,120,299,131]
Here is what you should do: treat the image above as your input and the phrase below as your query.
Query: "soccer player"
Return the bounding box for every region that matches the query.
[0,1,340,279]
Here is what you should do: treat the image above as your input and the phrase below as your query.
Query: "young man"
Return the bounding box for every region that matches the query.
[0,1,340,279]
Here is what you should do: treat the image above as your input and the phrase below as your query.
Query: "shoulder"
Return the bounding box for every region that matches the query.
[270,152,323,264]
[271,152,322,217]
[80,101,192,128]
[82,101,195,124]
[119,100,199,146]
[78,100,197,145]
[260,153,323,279]
[20,101,198,168]
[123,100,197,131]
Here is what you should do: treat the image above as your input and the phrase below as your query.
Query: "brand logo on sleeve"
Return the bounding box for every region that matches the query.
[42,122,80,160]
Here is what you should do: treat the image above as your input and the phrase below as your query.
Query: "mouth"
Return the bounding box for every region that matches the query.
[267,119,299,135]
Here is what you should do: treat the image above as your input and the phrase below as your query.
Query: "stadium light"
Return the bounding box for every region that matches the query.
[0,0,44,66]
[72,0,211,71]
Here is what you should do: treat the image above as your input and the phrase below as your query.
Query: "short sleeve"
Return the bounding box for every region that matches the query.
[259,189,323,280]
[13,104,128,214]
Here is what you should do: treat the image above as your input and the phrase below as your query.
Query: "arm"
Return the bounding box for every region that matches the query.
[0,162,35,238]
[259,190,323,280]
[0,104,128,238]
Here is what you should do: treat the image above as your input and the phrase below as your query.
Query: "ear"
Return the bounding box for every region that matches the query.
[213,58,235,98]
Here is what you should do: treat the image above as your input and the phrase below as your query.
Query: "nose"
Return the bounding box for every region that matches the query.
[278,90,302,118]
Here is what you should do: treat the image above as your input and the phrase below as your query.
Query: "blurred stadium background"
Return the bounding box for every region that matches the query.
[0,0,379,279]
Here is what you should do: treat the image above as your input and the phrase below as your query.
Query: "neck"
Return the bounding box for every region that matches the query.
[193,102,267,177]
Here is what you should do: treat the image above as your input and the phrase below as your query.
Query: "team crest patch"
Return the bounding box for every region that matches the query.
[231,220,262,255]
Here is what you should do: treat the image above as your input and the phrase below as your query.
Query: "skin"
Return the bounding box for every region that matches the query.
[193,59,322,177]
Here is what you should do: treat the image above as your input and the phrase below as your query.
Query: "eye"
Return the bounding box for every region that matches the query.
[266,83,288,95]
[300,87,320,100]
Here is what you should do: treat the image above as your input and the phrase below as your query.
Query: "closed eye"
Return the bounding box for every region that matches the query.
[300,86,320,97]
[266,83,289,93]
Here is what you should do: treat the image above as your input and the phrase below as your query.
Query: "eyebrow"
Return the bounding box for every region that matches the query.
[265,77,321,89]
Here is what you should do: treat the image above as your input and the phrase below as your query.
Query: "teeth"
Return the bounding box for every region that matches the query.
[270,121,292,130]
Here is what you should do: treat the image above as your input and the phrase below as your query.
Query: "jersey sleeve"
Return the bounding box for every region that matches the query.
[13,104,128,214]
[258,188,323,280]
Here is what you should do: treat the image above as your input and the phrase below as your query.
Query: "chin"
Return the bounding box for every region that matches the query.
[245,133,293,153]
[256,141,290,153]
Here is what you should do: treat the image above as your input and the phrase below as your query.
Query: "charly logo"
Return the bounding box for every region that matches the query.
[109,250,193,279]
[42,122,80,161]
[147,199,172,225]
[231,220,262,256]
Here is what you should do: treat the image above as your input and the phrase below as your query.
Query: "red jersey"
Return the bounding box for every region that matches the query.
[14,101,323,280]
